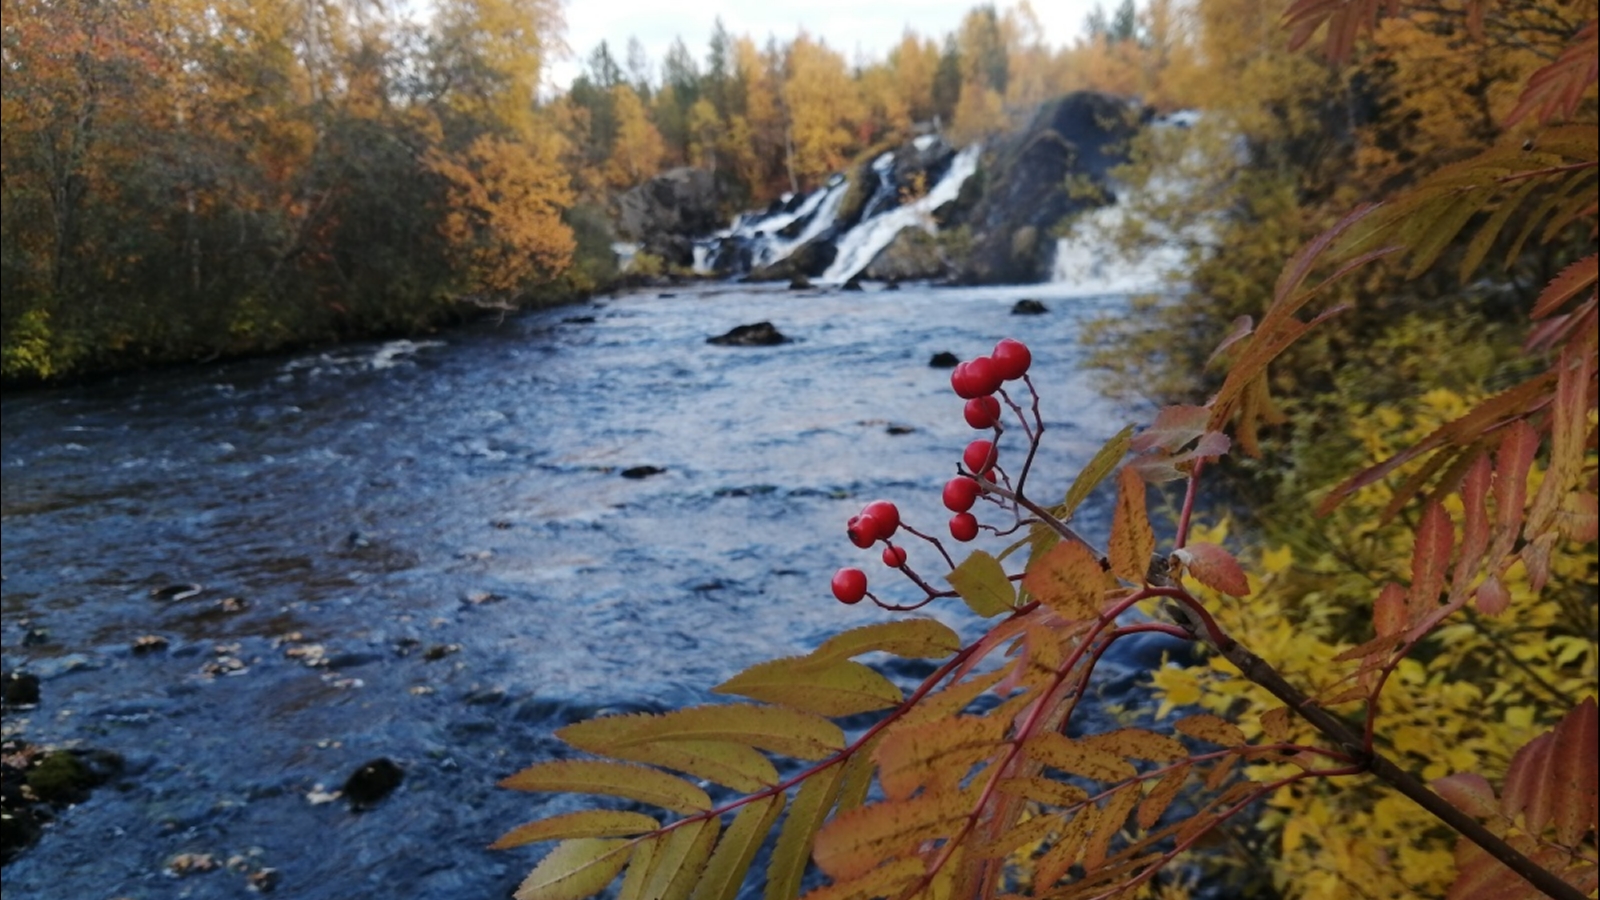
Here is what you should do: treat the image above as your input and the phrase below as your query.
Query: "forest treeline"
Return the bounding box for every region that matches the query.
[0,0,1199,384]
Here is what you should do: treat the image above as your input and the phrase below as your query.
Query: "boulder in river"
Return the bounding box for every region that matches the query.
[929,352,960,368]
[620,466,666,479]
[342,758,403,810]
[3,671,40,707]
[1012,299,1050,315]
[707,322,790,346]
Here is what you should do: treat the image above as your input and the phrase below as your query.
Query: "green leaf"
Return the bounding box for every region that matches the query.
[515,838,632,900]
[500,760,712,814]
[946,551,1016,617]
[810,619,961,662]
[1062,424,1135,518]
[714,657,902,717]
[559,704,846,761]
[767,763,845,900]
[691,794,786,900]
[493,810,661,850]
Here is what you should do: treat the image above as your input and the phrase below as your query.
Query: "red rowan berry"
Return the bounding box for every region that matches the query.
[943,476,981,512]
[862,500,900,538]
[882,546,907,567]
[963,396,1001,429]
[949,512,979,542]
[846,515,880,549]
[963,439,996,476]
[831,568,868,603]
[992,339,1031,381]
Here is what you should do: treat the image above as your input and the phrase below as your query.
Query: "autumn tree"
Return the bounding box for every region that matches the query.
[780,32,863,191]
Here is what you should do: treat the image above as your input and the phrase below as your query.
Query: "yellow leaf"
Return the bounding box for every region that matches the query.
[515,838,632,900]
[1173,714,1247,748]
[1023,540,1111,620]
[810,619,961,661]
[1025,732,1138,782]
[690,795,786,900]
[714,657,902,717]
[946,550,1017,617]
[559,704,845,761]
[875,715,1008,801]
[493,810,661,850]
[1109,468,1156,583]
[767,763,844,900]
[500,760,711,814]
[812,790,973,881]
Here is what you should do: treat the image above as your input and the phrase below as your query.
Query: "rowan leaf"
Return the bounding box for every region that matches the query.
[1109,467,1155,583]
[690,794,785,900]
[1084,786,1141,872]
[1549,696,1599,846]
[1531,254,1598,320]
[766,763,844,900]
[947,550,1017,617]
[559,704,845,761]
[1131,406,1211,454]
[1408,496,1459,614]
[812,790,972,881]
[1171,542,1250,597]
[996,776,1090,809]
[603,740,778,793]
[1453,454,1492,601]
[1022,539,1110,620]
[500,760,712,814]
[1062,424,1135,518]
[1034,802,1098,888]
[1207,315,1255,366]
[714,657,902,717]
[1026,732,1138,782]
[515,838,632,900]
[1173,714,1247,748]
[1475,575,1511,616]
[641,818,719,900]
[797,858,924,900]
[1081,728,1189,764]
[1502,732,1556,832]
[878,715,1008,802]
[617,837,661,900]
[1373,581,1408,639]
[1260,706,1293,742]
[1505,20,1600,126]
[1137,764,1192,830]
[810,619,961,662]
[493,810,661,850]
[1432,772,1501,821]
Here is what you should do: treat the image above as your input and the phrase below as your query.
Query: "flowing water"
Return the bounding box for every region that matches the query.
[1,283,1164,899]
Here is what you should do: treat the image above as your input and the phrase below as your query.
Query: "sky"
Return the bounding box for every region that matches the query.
[547,0,1103,89]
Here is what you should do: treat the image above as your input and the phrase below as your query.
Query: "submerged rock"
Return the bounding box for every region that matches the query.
[620,466,666,479]
[342,758,403,810]
[789,276,813,290]
[841,275,864,292]
[707,322,790,346]
[1012,299,1050,315]
[929,352,960,368]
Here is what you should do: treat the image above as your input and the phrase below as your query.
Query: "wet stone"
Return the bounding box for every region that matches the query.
[707,322,790,346]
[342,758,403,810]
[929,351,960,368]
[3,672,41,708]
[620,466,666,479]
[1011,298,1050,315]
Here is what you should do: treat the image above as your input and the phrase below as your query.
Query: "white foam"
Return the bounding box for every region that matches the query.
[817,144,980,284]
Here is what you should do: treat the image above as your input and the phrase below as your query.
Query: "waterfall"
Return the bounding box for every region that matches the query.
[817,144,980,285]
[1047,199,1188,296]
[692,176,850,275]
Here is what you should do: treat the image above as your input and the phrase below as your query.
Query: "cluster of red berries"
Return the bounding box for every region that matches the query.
[833,500,905,603]
[831,338,1034,604]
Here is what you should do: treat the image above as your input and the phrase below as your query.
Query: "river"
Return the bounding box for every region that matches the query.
[1,282,1151,899]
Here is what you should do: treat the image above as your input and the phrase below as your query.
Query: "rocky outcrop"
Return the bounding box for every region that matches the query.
[951,92,1138,284]
[746,240,837,282]
[615,168,721,268]
[863,227,951,282]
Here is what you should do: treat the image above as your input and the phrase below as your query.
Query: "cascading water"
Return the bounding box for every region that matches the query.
[694,175,850,274]
[817,143,980,285]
